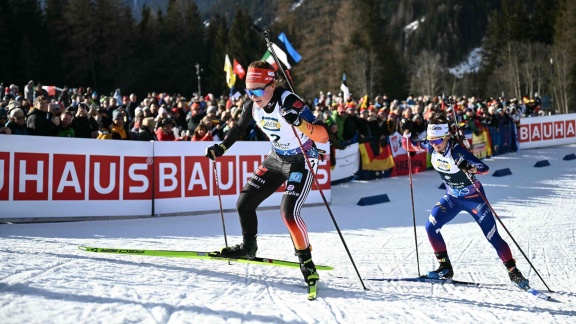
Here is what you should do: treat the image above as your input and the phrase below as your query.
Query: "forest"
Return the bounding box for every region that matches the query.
[1,0,574,113]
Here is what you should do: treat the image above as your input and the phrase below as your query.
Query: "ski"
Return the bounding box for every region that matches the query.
[519,285,552,301]
[307,282,317,301]
[360,275,552,301]
[78,246,334,270]
[365,276,487,287]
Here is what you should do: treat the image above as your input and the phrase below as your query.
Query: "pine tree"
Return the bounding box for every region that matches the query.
[205,13,228,96]
[228,8,265,89]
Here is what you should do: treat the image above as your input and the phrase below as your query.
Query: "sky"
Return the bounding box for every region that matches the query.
[1,144,576,323]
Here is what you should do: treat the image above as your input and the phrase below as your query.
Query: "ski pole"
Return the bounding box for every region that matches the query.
[463,170,552,292]
[211,156,229,263]
[405,135,421,276]
[252,24,367,290]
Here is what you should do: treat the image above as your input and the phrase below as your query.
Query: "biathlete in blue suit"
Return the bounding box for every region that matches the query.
[401,112,528,288]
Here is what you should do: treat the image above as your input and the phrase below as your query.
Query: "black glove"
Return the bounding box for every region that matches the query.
[205,143,226,161]
[456,158,474,171]
[281,108,302,126]
[399,118,413,134]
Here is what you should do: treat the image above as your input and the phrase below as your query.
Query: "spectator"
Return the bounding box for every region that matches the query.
[129,109,144,140]
[186,102,204,134]
[96,118,113,140]
[190,123,213,141]
[126,93,138,120]
[202,105,222,140]
[386,112,398,135]
[138,117,157,141]
[411,114,426,137]
[55,111,75,137]
[357,108,373,143]
[331,104,358,146]
[0,107,9,134]
[106,97,119,117]
[222,118,237,138]
[149,102,159,118]
[27,95,59,136]
[24,80,35,102]
[5,108,28,135]
[155,118,177,141]
[376,108,390,137]
[111,110,127,139]
[0,106,7,126]
[169,107,183,132]
[72,103,98,138]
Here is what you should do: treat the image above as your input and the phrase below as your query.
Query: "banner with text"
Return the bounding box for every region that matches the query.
[0,137,330,219]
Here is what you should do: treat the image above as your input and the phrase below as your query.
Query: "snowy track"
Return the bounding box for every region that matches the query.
[2,145,576,323]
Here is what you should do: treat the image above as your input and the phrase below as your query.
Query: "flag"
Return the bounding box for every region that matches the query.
[340,74,349,101]
[277,32,301,63]
[224,54,236,89]
[358,141,395,171]
[233,58,245,79]
[261,32,301,70]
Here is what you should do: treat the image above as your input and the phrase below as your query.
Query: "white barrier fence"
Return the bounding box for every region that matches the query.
[517,113,576,149]
[2,114,573,221]
[0,136,330,220]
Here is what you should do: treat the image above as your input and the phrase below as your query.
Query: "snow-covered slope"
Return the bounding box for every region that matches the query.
[1,145,575,323]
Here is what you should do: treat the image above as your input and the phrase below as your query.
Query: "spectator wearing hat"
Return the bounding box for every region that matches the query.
[170,106,186,132]
[96,118,113,140]
[376,108,390,137]
[27,95,59,136]
[155,118,180,141]
[55,111,75,137]
[129,108,145,140]
[24,81,35,102]
[142,105,152,118]
[138,117,157,141]
[111,110,127,139]
[5,108,29,135]
[331,104,358,147]
[72,103,98,138]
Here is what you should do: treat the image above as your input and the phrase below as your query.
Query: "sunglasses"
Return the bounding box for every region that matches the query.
[246,80,274,97]
[428,137,446,145]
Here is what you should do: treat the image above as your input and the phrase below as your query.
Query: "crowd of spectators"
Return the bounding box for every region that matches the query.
[0,81,545,154]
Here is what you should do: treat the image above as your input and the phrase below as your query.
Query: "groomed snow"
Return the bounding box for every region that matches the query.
[1,145,576,323]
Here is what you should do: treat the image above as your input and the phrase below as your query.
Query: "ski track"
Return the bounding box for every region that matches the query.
[2,145,576,323]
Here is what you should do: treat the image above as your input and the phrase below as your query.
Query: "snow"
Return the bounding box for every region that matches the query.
[2,145,576,323]
[449,47,483,78]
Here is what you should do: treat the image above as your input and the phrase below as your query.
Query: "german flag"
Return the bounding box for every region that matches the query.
[358,141,395,171]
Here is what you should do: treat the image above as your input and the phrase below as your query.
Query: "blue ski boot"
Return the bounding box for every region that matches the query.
[427,251,454,279]
[504,259,529,289]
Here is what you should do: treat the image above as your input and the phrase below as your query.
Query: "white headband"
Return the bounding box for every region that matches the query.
[427,123,450,139]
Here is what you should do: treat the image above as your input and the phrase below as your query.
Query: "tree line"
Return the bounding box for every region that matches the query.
[1,0,574,113]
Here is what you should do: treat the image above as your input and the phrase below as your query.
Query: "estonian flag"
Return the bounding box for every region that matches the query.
[261,32,302,70]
